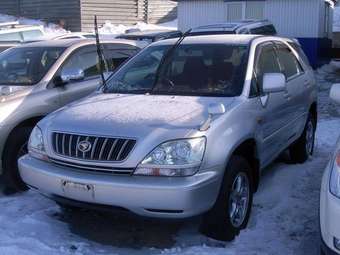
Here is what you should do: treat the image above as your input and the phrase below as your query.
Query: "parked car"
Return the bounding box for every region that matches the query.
[190,20,277,36]
[320,84,340,255]
[19,34,317,241]
[116,29,182,43]
[0,22,45,42]
[0,38,142,192]
[53,32,96,40]
[0,22,46,53]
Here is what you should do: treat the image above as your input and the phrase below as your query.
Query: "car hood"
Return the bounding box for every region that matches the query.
[45,93,235,139]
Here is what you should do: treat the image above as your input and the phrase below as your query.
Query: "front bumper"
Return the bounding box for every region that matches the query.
[320,162,340,255]
[19,155,223,218]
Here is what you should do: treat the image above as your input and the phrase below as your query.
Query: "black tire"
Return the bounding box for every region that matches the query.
[3,127,33,192]
[200,156,253,241]
[289,114,316,164]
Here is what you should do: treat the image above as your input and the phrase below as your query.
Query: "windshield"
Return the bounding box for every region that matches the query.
[104,43,249,97]
[0,47,65,85]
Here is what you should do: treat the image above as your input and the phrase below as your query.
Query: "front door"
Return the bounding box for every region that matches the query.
[252,42,291,166]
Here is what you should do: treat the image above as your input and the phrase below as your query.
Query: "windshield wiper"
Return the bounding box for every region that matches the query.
[151,29,192,92]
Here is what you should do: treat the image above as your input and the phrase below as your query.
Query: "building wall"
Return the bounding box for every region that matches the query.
[1,0,20,16]
[81,0,177,32]
[147,0,177,24]
[80,0,140,32]
[178,0,323,38]
[20,0,81,31]
[265,0,321,38]
[0,0,81,31]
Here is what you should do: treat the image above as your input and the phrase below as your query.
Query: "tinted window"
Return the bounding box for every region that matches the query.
[288,42,311,68]
[275,43,303,79]
[0,47,65,85]
[105,44,249,97]
[250,25,276,35]
[104,44,139,71]
[254,43,281,94]
[21,30,44,41]
[0,32,22,42]
[61,46,101,79]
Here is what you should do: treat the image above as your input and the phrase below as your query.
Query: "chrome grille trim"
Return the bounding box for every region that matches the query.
[51,132,136,162]
[49,158,134,175]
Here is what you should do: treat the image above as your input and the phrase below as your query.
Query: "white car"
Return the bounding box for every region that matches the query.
[0,22,45,42]
[320,84,340,254]
[53,32,96,40]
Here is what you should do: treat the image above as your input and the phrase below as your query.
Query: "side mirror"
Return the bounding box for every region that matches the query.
[262,73,286,94]
[330,84,340,105]
[208,103,226,115]
[60,68,85,84]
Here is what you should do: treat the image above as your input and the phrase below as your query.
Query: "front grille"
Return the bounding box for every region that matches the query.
[50,158,134,175]
[52,132,136,162]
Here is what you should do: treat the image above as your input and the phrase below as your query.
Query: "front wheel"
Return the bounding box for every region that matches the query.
[3,127,33,192]
[289,114,316,164]
[200,156,253,241]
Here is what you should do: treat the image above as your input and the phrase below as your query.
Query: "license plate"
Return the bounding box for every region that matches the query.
[61,180,95,201]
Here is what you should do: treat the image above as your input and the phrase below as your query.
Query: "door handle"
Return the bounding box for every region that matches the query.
[304,80,311,87]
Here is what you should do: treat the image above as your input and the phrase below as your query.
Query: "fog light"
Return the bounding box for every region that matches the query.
[334,237,340,251]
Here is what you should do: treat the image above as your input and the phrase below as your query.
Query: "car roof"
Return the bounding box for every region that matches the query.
[120,29,181,37]
[192,20,272,32]
[152,34,261,46]
[14,38,143,49]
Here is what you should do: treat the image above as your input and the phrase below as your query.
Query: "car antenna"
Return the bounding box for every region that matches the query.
[151,29,192,92]
[94,15,107,89]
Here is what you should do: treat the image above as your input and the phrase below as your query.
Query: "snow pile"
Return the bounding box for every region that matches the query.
[0,13,66,37]
[99,19,178,36]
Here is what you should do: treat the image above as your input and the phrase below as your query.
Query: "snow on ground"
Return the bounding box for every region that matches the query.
[0,66,340,255]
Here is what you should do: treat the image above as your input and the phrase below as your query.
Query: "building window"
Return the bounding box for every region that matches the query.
[226,1,265,21]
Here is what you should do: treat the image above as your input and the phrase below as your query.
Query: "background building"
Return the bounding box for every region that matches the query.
[176,0,336,67]
[1,0,177,32]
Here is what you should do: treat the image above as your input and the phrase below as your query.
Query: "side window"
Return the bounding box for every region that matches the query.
[250,27,266,35]
[21,30,44,41]
[275,43,303,80]
[288,42,311,68]
[103,44,139,72]
[61,46,101,81]
[252,43,281,95]
[0,32,22,42]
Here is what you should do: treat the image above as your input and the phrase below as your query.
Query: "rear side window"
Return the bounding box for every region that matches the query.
[288,42,311,68]
[275,43,303,79]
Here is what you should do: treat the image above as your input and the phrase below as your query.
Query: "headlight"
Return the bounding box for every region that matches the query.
[330,150,340,198]
[28,126,47,160]
[134,137,206,177]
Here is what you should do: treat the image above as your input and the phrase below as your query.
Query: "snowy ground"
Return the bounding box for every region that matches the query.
[0,67,340,255]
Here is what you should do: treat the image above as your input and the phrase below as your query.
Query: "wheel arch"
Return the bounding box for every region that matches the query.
[1,116,45,165]
[228,138,260,193]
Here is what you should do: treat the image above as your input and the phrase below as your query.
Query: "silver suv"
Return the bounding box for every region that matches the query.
[0,39,141,192]
[19,35,317,241]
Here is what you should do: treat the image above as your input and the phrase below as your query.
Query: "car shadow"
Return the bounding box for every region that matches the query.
[52,207,186,249]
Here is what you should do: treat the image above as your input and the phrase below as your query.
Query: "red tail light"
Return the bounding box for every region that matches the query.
[336,151,340,167]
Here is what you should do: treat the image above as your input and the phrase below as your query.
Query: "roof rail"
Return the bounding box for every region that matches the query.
[0,21,20,28]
